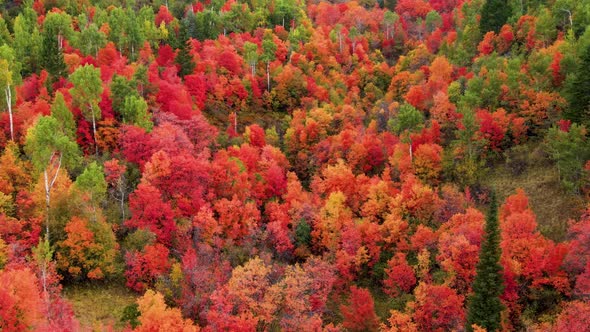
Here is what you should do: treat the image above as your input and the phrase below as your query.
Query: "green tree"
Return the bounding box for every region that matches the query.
[76,23,107,57]
[425,10,442,33]
[535,7,557,46]
[75,162,107,221]
[466,192,504,332]
[195,10,220,41]
[552,0,590,36]
[479,0,511,33]
[349,27,360,53]
[25,116,81,240]
[0,45,19,141]
[111,75,139,113]
[331,24,345,54]
[69,65,104,155]
[122,95,153,131]
[261,30,277,91]
[268,0,300,29]
[0,16,11,45]
[13,11,42,76]
[42,12,73,80]
[51,92,76,141]
[175,17,195,78]
[382,11,399,40]
[448,107,485,187]
[124,8,145,59]
[565,41,590,125]
[106,7,127,53]
[546,124,590,193]
[388,103,424,161]
[244,41,259,76]
[32,236,54,313]
[220,2,254,35]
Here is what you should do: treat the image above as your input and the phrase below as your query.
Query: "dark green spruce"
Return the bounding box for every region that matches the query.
[175,16,196,79]
[479,0,511,33]
[466,192,505,332]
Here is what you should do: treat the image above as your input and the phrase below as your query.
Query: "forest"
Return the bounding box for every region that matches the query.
[0,0,590,330]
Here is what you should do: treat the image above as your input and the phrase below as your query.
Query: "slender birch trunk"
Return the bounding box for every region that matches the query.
[5,84,12,141]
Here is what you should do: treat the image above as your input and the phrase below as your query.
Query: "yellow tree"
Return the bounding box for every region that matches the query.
[135,290,199,332]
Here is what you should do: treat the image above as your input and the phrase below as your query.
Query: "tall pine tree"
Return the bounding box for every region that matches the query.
[479,0,511,33]
[175,16,196,79]
[466,192,504,331]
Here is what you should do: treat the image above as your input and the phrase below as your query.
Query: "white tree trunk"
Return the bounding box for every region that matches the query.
[43,170,51,238]
[90,105,98,156]
[43,155,62,241]
[5,84,12,141]
[40,238,49,317]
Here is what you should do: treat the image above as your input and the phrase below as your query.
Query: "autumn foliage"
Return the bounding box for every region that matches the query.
[0,0,588,330]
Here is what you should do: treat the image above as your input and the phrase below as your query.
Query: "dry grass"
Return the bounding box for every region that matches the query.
[62,282,138,331]
[482,154,585,242]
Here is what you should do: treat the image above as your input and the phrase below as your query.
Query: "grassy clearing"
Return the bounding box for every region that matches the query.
[62,281,138,330]
[481,146,585,242]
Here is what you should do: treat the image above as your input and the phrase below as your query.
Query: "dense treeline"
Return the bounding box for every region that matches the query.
[1,0,590,330]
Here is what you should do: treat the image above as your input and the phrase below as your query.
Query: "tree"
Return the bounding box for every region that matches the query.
[479,0,511,33]
[0,16,11,46]
[122,95,153,131]
[0,45,19,141]
[554,301,590,332]
[340,286,380,332]
[565,42,590,125]
[269,0,300,28]
[104,158,128,221]
[31,237,53,314]
[382,310,418,332]
[389,103,424,161]
[50,92,76,141]
[175,17,195,79]
[0,268,44,331]
[412,283,465,331]
[125,243,170,292]
[135,290,199,332]
[466,192,504,332]
[244,41,259,77]
[111,75,139,112]
[69,64,104,155]
[126,183,176,245]
[383,11,399,40]
[41,12,72,80]
[425,10,442,33]
[24,116,80,240]
[261,30,277,91]
[0,60,13,141]
[76,23,107,57]
[13,11,42,76]
[546,124,590,193]
[56,216,118,280]
[384,252,417,296]
[195,10,220,41]
[451,107,485,187]
[75,162,107,220]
